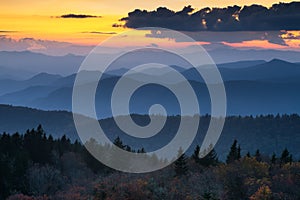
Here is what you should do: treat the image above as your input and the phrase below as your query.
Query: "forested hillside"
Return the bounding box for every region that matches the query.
[1,126,299,199]
[1,104,300,159]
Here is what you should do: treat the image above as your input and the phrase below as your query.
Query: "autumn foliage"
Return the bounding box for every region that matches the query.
[1,126,300,199]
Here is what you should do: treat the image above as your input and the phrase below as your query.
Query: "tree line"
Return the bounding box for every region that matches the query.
[1,125,300,199]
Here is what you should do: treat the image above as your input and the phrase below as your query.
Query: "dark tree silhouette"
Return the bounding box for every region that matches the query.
[280,148,293,166]
[246,152,251,158]
[202,191,217,200]
[255,149,262,162]
[113,136,125,149]
[193,144,219,167]
[271,153,277,164]
[226,140,240,164]
[174,148,188,176]
[192,145,200,163]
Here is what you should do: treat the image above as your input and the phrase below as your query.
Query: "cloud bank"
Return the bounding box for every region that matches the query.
[146,30,288,46]
[120,2,300,31]
[0,36,93,56]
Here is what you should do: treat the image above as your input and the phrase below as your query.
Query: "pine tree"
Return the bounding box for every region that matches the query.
[271,153,277,164]
[280,148,293,165]
[246,152,251,158]
[237,145,241,160]
[203,149,218,167]
[192,145,200,163]
[125,145,132,152]
[199,144,219,167]
[226,140,240,164]
[202,192,217,200]
[113,136,125,149]
[137,147,146,153]
[192,144,218,167]
[174,148,188,176]
[255,149,262,162]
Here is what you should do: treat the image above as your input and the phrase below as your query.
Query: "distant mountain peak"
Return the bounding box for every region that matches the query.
[268,58,290,64]
[29,72,62,80]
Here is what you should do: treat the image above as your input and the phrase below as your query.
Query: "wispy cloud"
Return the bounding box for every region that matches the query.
[59,14,102,18]
[82,31,117,35]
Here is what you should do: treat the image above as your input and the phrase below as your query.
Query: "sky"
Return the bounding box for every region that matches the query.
[0,0,299,55]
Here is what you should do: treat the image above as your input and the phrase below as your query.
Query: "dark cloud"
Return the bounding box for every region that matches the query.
[120,2,300,31]
[0,30,17,33]
[82,31,117,35]
[112,23,124,28]
[59,14,101,18]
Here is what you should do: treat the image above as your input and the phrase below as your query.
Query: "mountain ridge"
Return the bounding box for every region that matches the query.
[0,104,300,160]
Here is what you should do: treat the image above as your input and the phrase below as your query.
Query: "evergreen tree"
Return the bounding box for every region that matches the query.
[201,149,218,167]
[237,145,241,160]
[174,148,188,176]
[113,136,125,149]
[24,126,50,164]
[58,134,71,156]
[226,140,240,164]
[255,149,262,162]
[271,153,277,164]
[137,147,146,153]
[125,145,132,152]
[202,192,217,200]
[192,144,218,167]
[246,152,251,158]
[192,145,200,163]
[280,148,293,165]
[199,144,219,167]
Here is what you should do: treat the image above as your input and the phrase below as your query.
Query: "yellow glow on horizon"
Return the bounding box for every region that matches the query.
[0,14,124,45]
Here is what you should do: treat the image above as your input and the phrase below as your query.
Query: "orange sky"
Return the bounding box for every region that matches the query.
[0,0,299,52]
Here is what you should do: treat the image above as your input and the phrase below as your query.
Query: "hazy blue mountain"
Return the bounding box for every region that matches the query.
[27,72,62,84]
[0,71,112,95]
[0,86,58,105]
[31,87,73,111]
[0,50,190,78]
[106,65,186,76]
[0,65,33,80]
[208,48,300,64]
[0,51,84,76]
[0,73,62,95]
[217,60,266,69]
[220,59,300,81]
[51,70,114,87]
[7,77,299,118]
[182,59,300,82]
[1,59,300,117]
[106,68,132,76]
[1,49,300,79]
